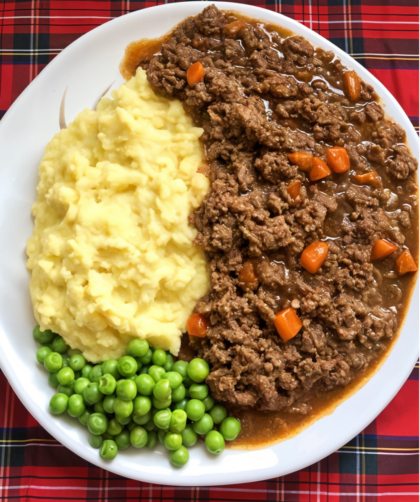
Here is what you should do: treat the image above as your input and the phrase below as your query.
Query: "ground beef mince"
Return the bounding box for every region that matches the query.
[144,6,418,413]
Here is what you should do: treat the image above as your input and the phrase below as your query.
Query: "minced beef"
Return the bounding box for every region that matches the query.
[144,5,418,412]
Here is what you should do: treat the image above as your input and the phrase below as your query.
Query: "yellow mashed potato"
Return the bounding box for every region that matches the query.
[26,68,210,362]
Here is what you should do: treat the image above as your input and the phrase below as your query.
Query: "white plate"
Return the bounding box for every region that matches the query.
[0,1,418,487]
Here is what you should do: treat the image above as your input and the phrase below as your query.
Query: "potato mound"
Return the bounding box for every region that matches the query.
[26,68,209,362]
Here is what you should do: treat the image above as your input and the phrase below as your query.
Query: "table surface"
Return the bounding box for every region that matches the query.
[0,0,418,500]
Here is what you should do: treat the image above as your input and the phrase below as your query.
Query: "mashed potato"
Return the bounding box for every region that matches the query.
[26,69,210,362]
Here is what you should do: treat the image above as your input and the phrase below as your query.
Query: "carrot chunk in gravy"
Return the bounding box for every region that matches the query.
[187,313,210,338]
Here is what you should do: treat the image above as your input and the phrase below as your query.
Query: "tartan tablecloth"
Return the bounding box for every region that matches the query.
[0,0,418,500]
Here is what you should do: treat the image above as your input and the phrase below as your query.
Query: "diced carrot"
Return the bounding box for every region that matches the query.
[187,313,210,338]
[370,239,398,261]
[354,171,381,187]
[326,146,350,173]
[343,70,361,101]
[238,261,258,288]
[287,181,301,200]
[309,157,331,181]
[300,241,329,274]
[288,152,313,171]
[186,62,204,87]
[274,308,303,342]
[396,249,418,275]
[222,20,247,38]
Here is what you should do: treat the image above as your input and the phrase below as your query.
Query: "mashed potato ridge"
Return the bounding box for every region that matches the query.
[26,69,210,362]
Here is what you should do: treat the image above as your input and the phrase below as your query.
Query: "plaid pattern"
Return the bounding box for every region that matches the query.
[0,0,419,500]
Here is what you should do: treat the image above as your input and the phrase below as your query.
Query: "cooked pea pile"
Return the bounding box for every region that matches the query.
[33,325,241,466]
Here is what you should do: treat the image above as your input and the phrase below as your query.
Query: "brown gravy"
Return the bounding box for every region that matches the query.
[121,11,419,450]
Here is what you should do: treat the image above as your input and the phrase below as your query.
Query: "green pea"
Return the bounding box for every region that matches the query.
[107,418,123,436]
[67,348,82,357]
[144,418,157,432]
[152,396,171,410]
[205,430,225,454]
[52,335,69,354]
[100,439,118,460]
[145,430,157,449]
[113,397,133,418]
[129,375,137,382]
[181,424,198,447]
[89,364,103,383]
[163,354,174,372]
[73,377,89,396]
[186,399,205,422]
[152,349,167,367]
[127,339,149,358]
[183,376,194,388]
[88,413,108,435]
[164,432,182,451]
[94,401,106,414]
[115,430,130,450]
[140,364,151,375]
[117,356,138,378]
[49,393,68,415]
[116,379,137,401]
[137,348,153,365]
[102,432,114,440]
[67,394,86,417]
[83,382,103,405]
[192,413,213,435]
[133,396,151,416]
[36,346,52,364]
[61,358,70,368]
[220,417,241,441]
[187,358,209,383]
[57,367,75,386]
[209,404,227,425]
[135,374,155,396]
[69,354,85,372]
[48,372,59,388]
[171,384,186,403]
[97,374,116,396]
[78,409,91,426]
[33,325,55,345]
[103,394,116,414]
[57,383,73,397]
[130,426,148,448]
[148,365,165,383]
[153,379,171,402]
[172,360,189,379]
[89,433,103,449]
[115,413,132,425]
[169,409,187,433]
[81,364,93,379]
[170,446,189,467]
[154,409,172,429]
[133,410,152,425]
[189,384,208,401]
[163,372,183,390]
[158,429,167,444]
[101,359,120,380]
[202,395,215,412]
[172,398,188,412]
[44,352,63,373]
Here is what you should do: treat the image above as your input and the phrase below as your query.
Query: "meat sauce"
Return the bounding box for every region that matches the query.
[121,6,418,448]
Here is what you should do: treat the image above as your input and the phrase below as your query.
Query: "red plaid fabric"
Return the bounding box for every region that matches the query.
[0,1,418,500]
